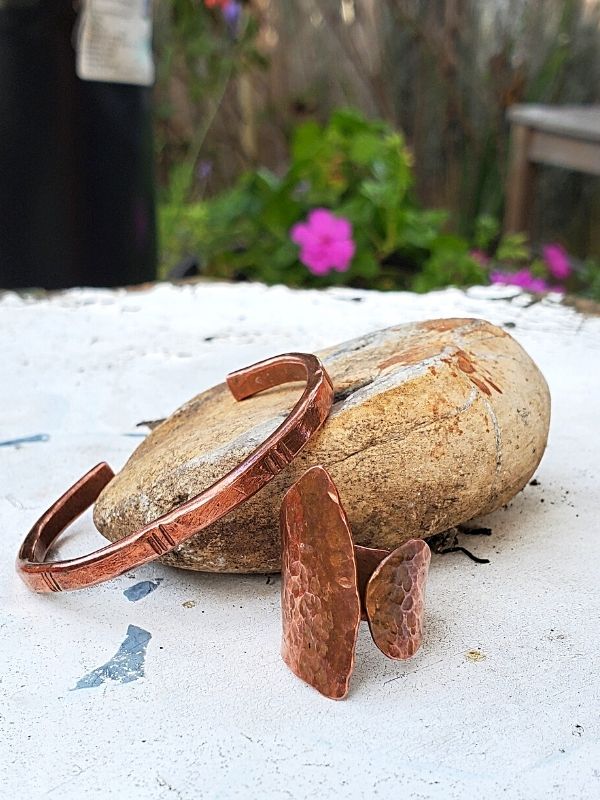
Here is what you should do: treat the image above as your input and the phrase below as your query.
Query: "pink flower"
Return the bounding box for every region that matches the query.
[542,243,571,280]
[490,268,551,293]
[291,209,356,276]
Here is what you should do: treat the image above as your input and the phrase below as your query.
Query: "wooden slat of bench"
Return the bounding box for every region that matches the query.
[508,104,600,143]
[529,130,600,175]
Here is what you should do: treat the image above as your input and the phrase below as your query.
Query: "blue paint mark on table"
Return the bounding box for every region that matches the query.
[72,625,152,690]
[123,579,163,602]
[0,433,49,448]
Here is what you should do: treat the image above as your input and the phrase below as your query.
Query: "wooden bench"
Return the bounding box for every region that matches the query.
[504,104,600,234]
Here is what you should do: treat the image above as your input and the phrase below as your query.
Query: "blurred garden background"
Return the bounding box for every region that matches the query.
[0,0,598,295]
[155,0,600,297]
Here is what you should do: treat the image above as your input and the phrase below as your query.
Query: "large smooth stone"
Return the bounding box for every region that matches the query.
[94,318,551,572]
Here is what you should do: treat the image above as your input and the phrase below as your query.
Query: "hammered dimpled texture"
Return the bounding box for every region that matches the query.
[365,539,431,660]
[280,466,361,700]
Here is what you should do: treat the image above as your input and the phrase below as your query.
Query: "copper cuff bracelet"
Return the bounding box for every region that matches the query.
[17,353,334,593]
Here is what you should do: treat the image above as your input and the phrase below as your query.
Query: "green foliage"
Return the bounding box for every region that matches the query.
[577,258,600,301]
[472,214,500,252]
[157,161,207,276]
[412,236,487,294]
[495,233,530,263]
[154,0,600,274]
[177,109,486,290]
[159,106,600,300]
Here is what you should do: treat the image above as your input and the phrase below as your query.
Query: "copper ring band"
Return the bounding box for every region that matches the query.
[17,353,334,593]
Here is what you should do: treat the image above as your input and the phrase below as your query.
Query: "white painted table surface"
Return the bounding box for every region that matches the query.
[1,282,599,800]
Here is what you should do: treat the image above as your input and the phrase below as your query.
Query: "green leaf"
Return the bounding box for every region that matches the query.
[473,214,500,251]
[496,232,530,263]
[261,195,302,236]
[400,209,448,249]
[350,249,380,279]
[349,133,385,166]
[412,241,487,293]
[291,121,323,162]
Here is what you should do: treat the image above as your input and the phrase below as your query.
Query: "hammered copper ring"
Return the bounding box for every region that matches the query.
[17,353,334,593]
[280,465,431,700]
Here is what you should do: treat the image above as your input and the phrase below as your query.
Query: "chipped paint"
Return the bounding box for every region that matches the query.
[0,433,49,448]
[72,625,152,689]
[123,579,163,602]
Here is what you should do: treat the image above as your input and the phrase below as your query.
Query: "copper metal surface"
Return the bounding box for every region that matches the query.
[365,539,431,660]
[17,353,334,593]
[280,466,431,698]
[354,544,388,620]
[280,465,361,700]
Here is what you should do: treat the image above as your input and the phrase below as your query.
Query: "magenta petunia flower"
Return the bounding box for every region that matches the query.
[490,268,551,293]
[291,209,356,276]
[542,243,571,280]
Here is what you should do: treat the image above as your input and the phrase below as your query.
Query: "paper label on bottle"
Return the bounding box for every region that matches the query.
[76,0,155,87]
